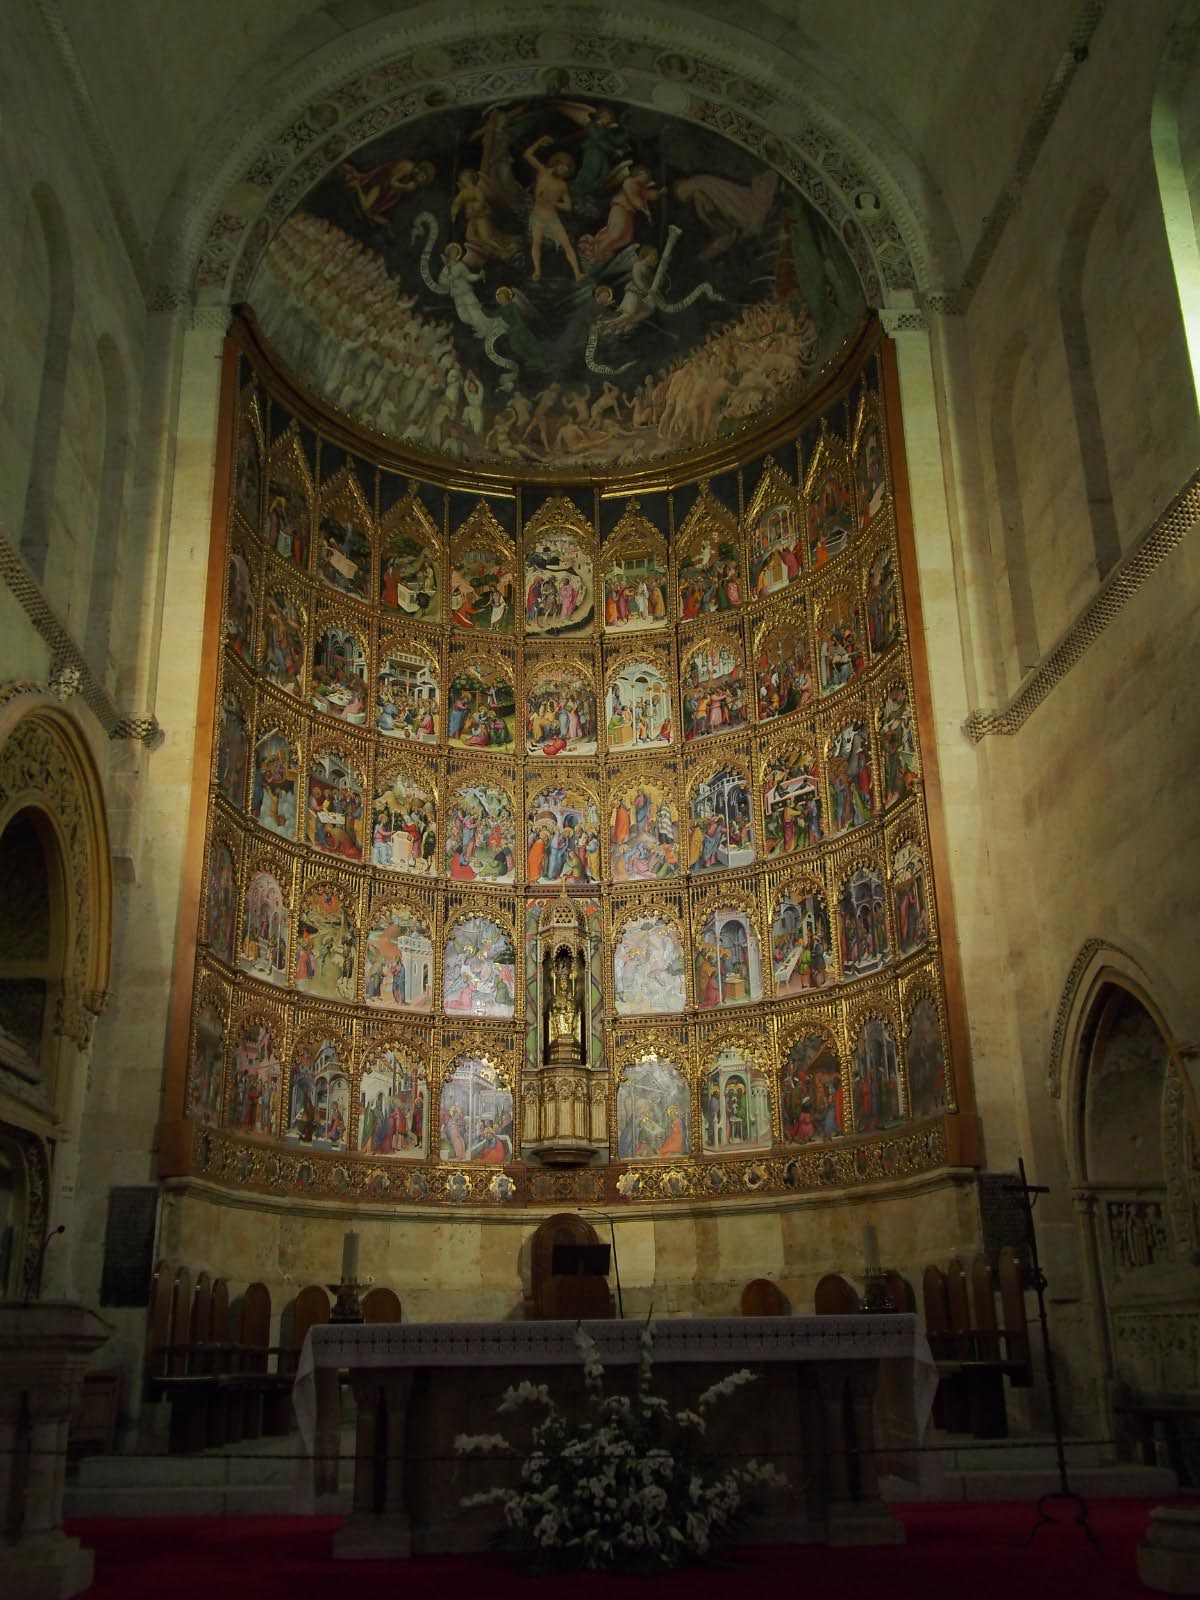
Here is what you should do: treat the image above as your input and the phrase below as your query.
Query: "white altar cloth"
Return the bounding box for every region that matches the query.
[293,1314,937,1460]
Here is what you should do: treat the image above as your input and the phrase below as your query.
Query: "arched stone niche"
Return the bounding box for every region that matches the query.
[0,691,112,1296]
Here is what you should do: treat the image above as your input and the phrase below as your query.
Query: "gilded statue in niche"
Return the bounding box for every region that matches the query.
[546,947,585,1063]
[439,1056,513,1163]
[249,97,864,473]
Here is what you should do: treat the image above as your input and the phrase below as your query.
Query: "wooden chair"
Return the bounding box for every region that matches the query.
[288,1284,332,1362]
[740,1278,789,1316]
[813,1273,861,1314]
[527,1214,613,1320]
[362,1286,403,1323]
[885,1270,916,1313]
[144,1263,222,1452]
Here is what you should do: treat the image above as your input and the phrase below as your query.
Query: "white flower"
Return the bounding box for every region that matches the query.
[453,1431,510,1454]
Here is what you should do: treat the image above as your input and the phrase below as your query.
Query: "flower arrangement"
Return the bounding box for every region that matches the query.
[454,1321,784,1571]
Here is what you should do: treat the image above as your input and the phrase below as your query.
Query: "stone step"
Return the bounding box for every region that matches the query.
[65,1481,353,1518]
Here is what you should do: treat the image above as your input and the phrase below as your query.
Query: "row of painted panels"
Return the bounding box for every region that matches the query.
[187,996,948,1162]
[230,358,888,631]
[203,827,932,1017]
[214,674,917,885]
[223,533,901,748]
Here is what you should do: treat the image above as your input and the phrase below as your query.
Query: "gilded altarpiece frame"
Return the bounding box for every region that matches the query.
[162,319,979,1207]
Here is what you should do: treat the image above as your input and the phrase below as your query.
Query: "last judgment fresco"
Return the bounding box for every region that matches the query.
[249,97,865,473]
[189,299,964,1207]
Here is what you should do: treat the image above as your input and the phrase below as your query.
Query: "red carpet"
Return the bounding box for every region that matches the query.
[69,1500,1192,1598]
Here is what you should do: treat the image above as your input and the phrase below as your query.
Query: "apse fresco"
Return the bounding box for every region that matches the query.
[196,320,963,1204]
[250,98,865,473]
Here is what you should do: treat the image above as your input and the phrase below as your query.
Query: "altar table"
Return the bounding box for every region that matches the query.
[293,1315,937,1559]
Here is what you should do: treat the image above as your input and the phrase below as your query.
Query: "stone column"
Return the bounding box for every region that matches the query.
[0,1303,111,1600]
